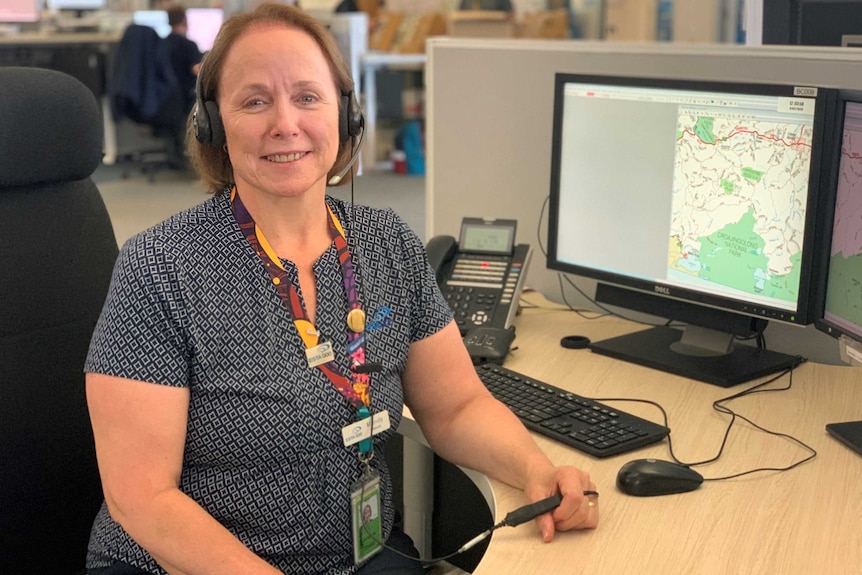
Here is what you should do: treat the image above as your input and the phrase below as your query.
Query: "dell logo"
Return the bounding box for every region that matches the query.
[654,286,671,296]
[794,86,818,97]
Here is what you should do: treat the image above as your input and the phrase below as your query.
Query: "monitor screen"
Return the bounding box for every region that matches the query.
[816,91,862,354]
[47,0,104,10]
[0,0,39,22]
[132,10,169,38]
[547,73,836,386]
[186,8,223,53]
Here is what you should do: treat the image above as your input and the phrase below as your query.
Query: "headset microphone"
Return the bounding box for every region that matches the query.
[328,124,366,186]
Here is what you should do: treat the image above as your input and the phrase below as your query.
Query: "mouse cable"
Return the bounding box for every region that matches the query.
[700,355,817,481]
[682,356,811,470]
[592,356,817,480]
[356,492,593,567]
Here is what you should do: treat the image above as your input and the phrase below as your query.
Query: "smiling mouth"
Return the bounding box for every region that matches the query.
[265,152,306,163]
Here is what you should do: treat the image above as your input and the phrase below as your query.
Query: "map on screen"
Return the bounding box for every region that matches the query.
[669,104,814,306]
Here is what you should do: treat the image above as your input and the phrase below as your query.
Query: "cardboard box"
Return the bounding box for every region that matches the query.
[518,9,570,39]
[603,0,658,42]
[446,11,514,38]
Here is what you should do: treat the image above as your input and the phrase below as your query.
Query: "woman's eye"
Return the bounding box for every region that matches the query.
[245,98,265,108]
[299,94,318,104]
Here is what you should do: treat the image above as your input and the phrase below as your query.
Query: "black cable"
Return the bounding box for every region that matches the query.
[590,356,816,480]
[356,491,596,567]
[535,194,549,259]
[702,356,816,480]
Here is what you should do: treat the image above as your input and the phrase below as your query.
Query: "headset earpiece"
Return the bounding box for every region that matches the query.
[193,58,226,148]
[194,97,225,148]
[329,90,366,186]
[202,100,225,148]
[340,89,364,143]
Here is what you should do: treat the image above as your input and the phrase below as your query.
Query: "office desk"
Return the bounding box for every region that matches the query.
[360,51,426,168]
[404,294,862,573]
[0,33,119,97]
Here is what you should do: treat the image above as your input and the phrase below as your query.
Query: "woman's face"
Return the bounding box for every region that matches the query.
[217,23,340,201]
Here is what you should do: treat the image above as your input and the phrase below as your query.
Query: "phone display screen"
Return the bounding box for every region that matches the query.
[460,219,516,255]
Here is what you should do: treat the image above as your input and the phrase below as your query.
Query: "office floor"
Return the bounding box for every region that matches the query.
[93,163,469,575]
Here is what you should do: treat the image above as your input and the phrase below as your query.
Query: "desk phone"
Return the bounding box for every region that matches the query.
[426,218,531,363]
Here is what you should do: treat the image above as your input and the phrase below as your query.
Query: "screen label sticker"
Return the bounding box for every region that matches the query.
[778,96,815,115]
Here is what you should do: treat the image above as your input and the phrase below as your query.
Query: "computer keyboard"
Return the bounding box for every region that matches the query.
[476,364,670,458]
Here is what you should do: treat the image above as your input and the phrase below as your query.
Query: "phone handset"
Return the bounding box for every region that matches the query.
[425,234,458,285]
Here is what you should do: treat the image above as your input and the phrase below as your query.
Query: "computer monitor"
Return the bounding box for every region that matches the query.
[185,8,223,53]
[132,9,169,38]
[0,0,40,23]
[815,90,862,451]
[816,90,862,365]
[547,73,836,386]
[46,0,104,11]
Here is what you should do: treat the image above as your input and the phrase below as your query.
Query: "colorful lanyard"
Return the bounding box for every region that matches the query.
[230,187,370,412]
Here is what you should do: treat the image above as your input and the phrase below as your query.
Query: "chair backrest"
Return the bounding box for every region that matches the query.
[0,67,119,574]
[109,24,180,125]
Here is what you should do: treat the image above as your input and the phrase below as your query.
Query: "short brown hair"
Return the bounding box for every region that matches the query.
[166,4,186,28]
[186,3,357,194]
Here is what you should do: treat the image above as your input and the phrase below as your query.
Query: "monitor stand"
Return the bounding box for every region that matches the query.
[588,325,803,387]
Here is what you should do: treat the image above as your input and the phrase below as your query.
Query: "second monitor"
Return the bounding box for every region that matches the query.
[547,73,837,386]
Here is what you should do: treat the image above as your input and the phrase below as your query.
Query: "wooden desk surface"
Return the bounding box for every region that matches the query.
[470,293,862,574]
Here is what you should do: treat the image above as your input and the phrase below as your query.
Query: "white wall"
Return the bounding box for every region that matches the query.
[426,38,862,365]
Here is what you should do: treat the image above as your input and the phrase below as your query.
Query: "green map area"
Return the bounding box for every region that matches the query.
[825,252,862,327]
[742,167,764,182]
[693,209,800,303]
[693,117,716,144]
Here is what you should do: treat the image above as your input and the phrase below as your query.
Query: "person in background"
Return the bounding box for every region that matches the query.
[83,4,598,574]
[163,3,203,170]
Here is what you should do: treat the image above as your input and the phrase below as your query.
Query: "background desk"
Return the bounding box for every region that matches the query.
[0,33,118,98]
[0,33,123,164]
[408,293,862,573]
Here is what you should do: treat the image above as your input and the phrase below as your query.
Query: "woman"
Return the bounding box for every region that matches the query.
[84,4,598,574]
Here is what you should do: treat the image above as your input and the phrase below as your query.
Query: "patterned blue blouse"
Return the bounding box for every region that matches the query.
[84,192,452,574]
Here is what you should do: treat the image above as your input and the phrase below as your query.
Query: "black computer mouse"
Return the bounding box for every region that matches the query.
[616,458,704,497]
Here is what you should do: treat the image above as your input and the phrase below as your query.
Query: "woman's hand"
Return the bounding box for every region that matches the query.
[524,465,599,542]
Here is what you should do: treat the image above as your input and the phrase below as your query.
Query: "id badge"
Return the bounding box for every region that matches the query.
[306,341,335,368]
[350,473,383,564]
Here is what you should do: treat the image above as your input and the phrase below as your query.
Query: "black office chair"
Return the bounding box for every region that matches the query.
[109,24,186,180]
[0,67,119,574]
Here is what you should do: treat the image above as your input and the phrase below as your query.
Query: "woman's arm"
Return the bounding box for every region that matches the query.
[87,373,283,575]
[401,321,599,541]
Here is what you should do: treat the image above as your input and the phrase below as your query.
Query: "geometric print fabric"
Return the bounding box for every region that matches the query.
[84,193,453,574]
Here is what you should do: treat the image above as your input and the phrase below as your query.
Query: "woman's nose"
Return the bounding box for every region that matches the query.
[270,101,299,138]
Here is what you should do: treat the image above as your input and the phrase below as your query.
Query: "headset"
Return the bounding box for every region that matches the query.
[193,59,365,185]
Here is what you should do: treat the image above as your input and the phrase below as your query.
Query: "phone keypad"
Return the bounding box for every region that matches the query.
[443,285,500,334]
[442,254,517,335]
